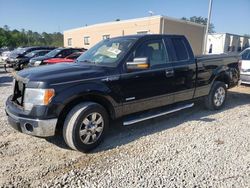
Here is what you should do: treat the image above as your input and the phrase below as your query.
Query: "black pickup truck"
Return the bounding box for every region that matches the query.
[5,35,240,152]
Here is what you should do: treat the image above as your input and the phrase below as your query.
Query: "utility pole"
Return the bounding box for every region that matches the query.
[203,0,213,54]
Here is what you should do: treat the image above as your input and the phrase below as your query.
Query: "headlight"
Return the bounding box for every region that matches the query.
[34,61,41,66]
[23,88,55,110]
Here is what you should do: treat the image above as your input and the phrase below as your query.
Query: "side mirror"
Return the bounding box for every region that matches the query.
[126,57,149,71]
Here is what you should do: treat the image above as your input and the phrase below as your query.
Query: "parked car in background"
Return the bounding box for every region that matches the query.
[0,51,11,64]
[43,52,83,64]
[28,48,86,67]
[4,46,55,72]
[12,49,52,70]
[240,47,250,84]
[0,47,13,55]
[5,35,240,152]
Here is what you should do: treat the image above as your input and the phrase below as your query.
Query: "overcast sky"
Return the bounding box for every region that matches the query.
[0,0,249,35]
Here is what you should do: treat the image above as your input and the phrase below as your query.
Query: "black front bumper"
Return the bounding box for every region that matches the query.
[5,97,58,137]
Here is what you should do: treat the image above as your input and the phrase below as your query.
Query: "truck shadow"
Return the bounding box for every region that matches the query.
[46,89,250,152]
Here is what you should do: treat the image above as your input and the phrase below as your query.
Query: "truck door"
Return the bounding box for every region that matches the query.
[119,37,175,115]
[164,37,196,103]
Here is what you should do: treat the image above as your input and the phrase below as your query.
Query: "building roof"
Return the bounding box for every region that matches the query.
[64,15,205,33]
[111,34,187,40]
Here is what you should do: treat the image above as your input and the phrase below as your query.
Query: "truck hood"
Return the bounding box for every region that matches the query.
[17,63,114,87]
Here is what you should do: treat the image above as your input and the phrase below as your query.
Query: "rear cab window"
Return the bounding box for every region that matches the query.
[164,37,192,63]
[172,38,189,61]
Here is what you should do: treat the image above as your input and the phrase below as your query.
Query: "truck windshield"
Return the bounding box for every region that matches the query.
[77,38,136,66]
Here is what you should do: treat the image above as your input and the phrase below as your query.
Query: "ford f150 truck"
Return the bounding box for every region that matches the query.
[5,35,240,152]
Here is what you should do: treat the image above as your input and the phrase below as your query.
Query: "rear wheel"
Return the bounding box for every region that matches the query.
[63,102,109,152]
[205,81,227,110]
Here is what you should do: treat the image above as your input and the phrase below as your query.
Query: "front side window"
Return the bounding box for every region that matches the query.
[57,50,73,58]
[77,38,136,66]
[39,51,49,56]
[133,39,169,68]
[84,37,90,45]
[66,52,81,59]
[171,38,189,61]
[68,38,72,46]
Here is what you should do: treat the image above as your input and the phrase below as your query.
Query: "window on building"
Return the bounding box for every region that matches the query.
[103,35,110,40]
[68,38,72,46]
[137,31,148,35]
[84,36,90,45]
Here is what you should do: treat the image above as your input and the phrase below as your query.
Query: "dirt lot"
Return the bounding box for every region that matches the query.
[0,70,250,188]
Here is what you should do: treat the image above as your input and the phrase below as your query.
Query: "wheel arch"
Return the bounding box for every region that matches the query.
[214,72,230,87]
[56,93,116,131]
[210,69,231,88]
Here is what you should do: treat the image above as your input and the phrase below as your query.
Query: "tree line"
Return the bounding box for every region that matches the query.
[0,25,63,48]
[181,16,215,33]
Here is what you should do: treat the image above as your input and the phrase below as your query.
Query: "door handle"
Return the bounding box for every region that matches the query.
[165,69,174,77]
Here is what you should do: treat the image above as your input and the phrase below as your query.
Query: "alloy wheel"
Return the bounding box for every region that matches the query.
[79,112,104,145]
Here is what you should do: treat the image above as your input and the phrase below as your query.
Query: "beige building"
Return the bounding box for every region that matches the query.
[64,15,206,55]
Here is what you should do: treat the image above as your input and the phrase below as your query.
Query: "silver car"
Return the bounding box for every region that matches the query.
[240,47,250,84]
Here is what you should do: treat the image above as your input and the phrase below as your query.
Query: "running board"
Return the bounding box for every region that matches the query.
[123,103,194,126]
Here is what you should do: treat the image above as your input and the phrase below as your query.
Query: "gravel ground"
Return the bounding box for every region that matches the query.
[0,70,250,188]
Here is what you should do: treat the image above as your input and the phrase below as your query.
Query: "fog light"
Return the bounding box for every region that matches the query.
[24,123,33,132]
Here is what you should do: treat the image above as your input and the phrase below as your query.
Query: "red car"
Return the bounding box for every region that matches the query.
[44,52,83,64]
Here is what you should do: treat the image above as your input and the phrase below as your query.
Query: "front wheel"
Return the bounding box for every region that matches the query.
[63,102,109,152]
[205,81,227,110]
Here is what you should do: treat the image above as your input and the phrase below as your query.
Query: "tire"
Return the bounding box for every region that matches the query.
[63,102,109,152]
[205,81,227,110]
